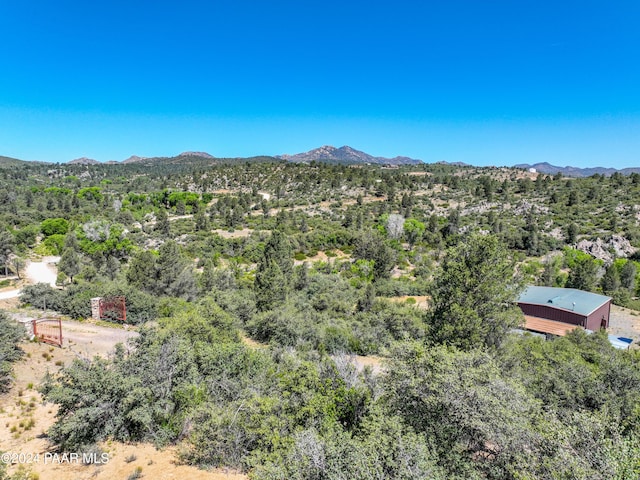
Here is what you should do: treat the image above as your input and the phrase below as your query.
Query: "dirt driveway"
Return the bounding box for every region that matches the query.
[0,316,247,480]
[61,320,139,359]
[609,305,640,345]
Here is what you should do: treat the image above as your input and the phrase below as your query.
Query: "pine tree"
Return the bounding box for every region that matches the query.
[263,231,293,284]
[601,264,621,295]
[0,231,15,277]
[194,209,209,232]
[254,259,287,311]
[428,234,524,350]
[58,248,80,283]
[357,283,376,312]
[566,256,599,291]
[620,260,637,291]
[126,250,157,292]
[253,232,294,311]
[156,208,170,236]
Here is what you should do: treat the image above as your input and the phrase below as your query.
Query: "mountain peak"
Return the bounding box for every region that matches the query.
[68,157,99,165]
[277,145,422,165]
[179,151,215,159]
[122,155,148,164]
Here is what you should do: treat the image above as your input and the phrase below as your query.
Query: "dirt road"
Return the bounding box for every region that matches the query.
[25,256,59,287]
[62,319,139,358]
[0,257,59,300]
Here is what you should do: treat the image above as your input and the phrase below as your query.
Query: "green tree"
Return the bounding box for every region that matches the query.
[262,230,293,283]
[156,240,196,300]
[384,343,541,478]
[254,259,287,311]
[541,255,562,287]
[11,257,25,280]
[64,232,79,251]
[523,212,540,255]
[40,217,69,237]
[126,250,158,292]
[356,283,375,312]
[293,262,310,291]
[427,234,524,350]
[403,218,426,246]
[194,209,209,232]
[620,260,637,291]
[566,223,579,244]
[0,231,15,277]
[0,311,25,393]
[58,248,81,283]
[354,231,396,281]
[566,255,599,291]
[601,263,621,295]
[252,231,294,311]
[155,208,170,236]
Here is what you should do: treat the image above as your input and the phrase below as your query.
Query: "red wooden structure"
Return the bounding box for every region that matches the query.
[97,296,127,322]
[32,318,63,348]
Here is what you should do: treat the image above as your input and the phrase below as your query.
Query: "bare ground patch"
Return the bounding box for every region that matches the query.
[609,305,640,346]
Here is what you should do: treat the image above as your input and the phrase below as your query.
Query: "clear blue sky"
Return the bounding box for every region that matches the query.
[1,1,639,167]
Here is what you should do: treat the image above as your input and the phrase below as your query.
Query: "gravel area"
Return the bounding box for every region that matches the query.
[608,305,640,346]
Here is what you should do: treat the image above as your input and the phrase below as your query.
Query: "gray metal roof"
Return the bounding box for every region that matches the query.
[518,286,611,317]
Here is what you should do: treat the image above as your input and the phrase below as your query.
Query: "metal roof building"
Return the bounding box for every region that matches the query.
[518,286,612,334]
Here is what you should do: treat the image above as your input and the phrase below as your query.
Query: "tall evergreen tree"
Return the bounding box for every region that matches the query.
[262,231,293,284]
[254,259,287,311]
[601,263,621,295]
[428,234,524,350]
[126,250,158,292]
[566,256,599,291]
[253,231,293,311]
[155,208,170,236]
[0,231,15,277]
[58,248,81,283]
[620,260,637,291]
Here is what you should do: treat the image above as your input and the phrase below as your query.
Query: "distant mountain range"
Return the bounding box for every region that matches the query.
[277,145,422,165]
[2,147,639,176]
[514,162,640,177]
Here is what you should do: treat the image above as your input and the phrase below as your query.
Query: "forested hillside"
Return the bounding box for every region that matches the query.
[1,158,640,478]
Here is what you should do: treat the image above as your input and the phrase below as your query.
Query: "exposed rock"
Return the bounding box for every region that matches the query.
[513,200,549,216]
[575,235,637,264]
[144,238,163,250]
[461,201,500,216]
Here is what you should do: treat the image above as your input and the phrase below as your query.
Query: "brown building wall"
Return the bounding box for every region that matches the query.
[585,301,611,331]
[518,300,612,331]
[518,303,586,327]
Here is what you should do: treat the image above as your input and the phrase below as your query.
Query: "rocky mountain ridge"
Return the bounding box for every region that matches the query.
[68,157,100,165]
[277,145,423,165]
[514,162,640,177]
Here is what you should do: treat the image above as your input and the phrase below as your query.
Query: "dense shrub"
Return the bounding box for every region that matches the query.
[0,311,25,392]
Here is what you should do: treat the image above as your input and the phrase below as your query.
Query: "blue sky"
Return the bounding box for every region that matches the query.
[1,1,639,167]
